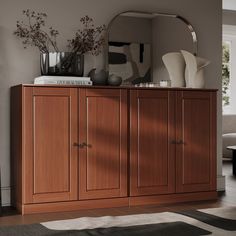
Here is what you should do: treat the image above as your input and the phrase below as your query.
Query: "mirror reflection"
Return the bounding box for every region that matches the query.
[109,42,151,84]
[107,12,197,85]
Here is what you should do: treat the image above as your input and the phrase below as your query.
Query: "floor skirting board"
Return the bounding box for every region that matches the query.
[1,185,224,209]
[1,186,11,206]
[17,191,217,215]
[217,175,226,191]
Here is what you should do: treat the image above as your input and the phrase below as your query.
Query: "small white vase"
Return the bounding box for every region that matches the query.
[162,52,186,87]
[181,50,210,88]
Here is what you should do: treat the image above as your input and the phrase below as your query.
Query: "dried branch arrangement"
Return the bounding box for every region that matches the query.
[68,15,106,56]
[14,10,106,55]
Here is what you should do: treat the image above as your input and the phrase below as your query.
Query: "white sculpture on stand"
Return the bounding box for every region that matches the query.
[162,52,186,87]
[162,50,210,88]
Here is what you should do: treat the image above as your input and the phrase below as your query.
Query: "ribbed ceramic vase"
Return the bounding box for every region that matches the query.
[162,52,186,87]
[181,50,210,88]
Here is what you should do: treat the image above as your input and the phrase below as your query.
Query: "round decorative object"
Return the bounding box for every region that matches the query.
[108,74,122,86]
[88,69,108,85]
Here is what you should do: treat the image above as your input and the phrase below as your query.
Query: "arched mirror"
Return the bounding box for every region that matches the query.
[106,11,197,85]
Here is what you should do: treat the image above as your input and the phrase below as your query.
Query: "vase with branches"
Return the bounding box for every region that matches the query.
[14,10,106,76]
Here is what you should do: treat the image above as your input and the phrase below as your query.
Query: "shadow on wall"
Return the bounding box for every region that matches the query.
[0,25,39,205]
[0,25,41,86]
[0,26,12,206]
[0,26,11,86]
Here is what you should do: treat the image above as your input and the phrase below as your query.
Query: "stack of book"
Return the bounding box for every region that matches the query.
[34,76,92,86]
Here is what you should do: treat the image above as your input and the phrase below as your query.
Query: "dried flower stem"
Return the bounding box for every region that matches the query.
[14,9,59,53]
[14,11,106,56]
[67,15,106,56]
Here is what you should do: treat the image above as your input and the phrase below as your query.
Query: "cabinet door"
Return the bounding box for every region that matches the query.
[130,90,175,196]
[79,89,127,199]
[23,87,78,203]
[176,91,216,193]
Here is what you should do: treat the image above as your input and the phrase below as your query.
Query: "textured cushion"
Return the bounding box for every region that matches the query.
[222,133,236,158]
[222,115,236,134]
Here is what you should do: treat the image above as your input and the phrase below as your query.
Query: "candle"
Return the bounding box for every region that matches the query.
[160,80,168,87]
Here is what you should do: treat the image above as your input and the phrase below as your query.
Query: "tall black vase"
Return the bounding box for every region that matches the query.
[40,52,84,76]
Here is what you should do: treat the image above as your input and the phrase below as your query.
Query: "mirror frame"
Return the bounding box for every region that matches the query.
[105,10,198,73]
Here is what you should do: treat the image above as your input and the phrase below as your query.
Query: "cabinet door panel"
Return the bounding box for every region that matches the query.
[130,90,175,196]
[176,91,216,193]
[34,96,70,194]
[24,87,78,203]
[79,89,127,199]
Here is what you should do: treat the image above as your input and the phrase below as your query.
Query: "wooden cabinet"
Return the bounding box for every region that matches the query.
[11,85,217,215]
[175,91,216,193]
[78,89,127,199]
[13,87,127,205]
[130,90,216,196]
[130,90,175,196]
[23,87,78,203]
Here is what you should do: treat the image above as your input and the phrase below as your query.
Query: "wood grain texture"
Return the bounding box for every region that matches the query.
[79,89,128,200]
[21,191,217,215]
[23,87,33,204]
[20,190,217,215]
[23,87,78,203]
[14,84,217,92]
[130,90,175,196]
[11,85,217,215]
[175,91,217,193]
[22,198,129,215]
[129,191,217,206]
[34,96,70,194]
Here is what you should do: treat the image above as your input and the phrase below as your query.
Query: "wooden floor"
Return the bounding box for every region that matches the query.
[0,161,235,227]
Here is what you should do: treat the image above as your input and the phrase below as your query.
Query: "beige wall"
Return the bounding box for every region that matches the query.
[223,10,236,115]
[0,0,223,205]
[109,16,152,43]
[152,16,194,82]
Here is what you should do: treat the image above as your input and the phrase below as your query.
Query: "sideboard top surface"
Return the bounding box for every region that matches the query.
[12,84,218,92]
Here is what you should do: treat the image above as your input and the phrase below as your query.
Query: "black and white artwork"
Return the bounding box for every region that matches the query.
[108,42,151,85]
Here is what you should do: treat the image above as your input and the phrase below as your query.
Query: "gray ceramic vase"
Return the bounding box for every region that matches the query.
[108,74,122,86]
[88,69,108,85]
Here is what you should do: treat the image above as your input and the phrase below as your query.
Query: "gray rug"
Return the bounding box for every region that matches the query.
[1,207,236,235]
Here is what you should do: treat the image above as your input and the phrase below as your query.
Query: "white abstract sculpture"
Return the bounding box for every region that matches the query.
[162,50,210,88]
[162,52,186,87]
[181,50,210,88]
